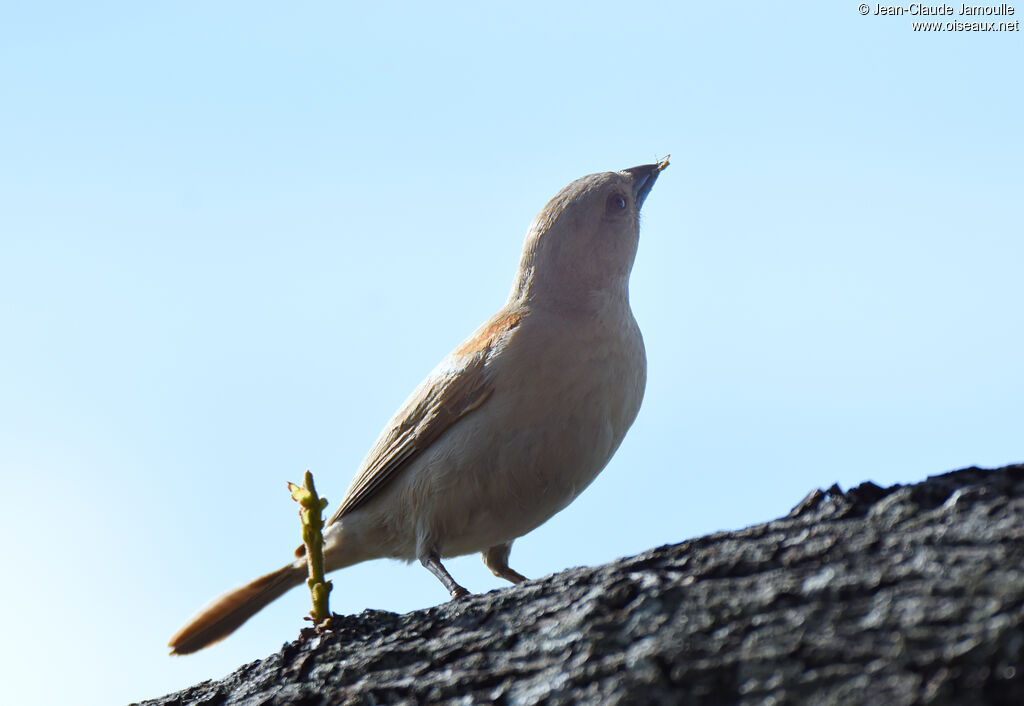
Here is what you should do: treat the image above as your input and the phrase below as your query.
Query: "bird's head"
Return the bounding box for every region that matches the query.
[511,157,669,310]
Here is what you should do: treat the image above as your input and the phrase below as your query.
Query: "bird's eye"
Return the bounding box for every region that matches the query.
[606,193,627,213]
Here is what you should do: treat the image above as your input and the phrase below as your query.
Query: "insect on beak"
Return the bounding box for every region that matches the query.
[624,155,670,210]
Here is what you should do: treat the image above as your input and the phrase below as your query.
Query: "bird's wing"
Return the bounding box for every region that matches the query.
[327,308,524,524]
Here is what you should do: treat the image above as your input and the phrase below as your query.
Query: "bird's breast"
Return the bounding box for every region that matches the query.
[468,305,646,528]
[388,303,647,558]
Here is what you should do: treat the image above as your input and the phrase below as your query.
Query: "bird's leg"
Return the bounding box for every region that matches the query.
[482,542,528,585]
[420,551,470,599]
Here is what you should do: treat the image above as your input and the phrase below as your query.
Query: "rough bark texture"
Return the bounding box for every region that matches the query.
[139,464,1024,705]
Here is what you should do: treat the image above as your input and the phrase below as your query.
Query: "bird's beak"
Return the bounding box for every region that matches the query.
[624,155,670,210]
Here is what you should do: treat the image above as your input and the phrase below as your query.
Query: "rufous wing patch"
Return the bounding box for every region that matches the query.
[453,310,523,357]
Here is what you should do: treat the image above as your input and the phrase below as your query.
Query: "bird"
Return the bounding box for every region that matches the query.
[168,156,669,655]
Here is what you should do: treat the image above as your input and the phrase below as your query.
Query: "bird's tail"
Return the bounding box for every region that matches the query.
[168,562,307,655]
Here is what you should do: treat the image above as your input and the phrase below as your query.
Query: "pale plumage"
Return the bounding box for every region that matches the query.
[169,157,668,655]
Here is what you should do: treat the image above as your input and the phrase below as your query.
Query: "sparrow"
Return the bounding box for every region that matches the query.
[169,156,669,654]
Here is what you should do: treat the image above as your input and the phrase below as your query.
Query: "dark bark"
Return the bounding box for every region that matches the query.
[138,463,1024,705]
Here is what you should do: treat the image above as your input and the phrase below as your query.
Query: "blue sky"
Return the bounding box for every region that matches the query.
[1,3,1020,704]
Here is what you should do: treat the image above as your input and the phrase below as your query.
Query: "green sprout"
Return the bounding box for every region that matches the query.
[288,470,332,625]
